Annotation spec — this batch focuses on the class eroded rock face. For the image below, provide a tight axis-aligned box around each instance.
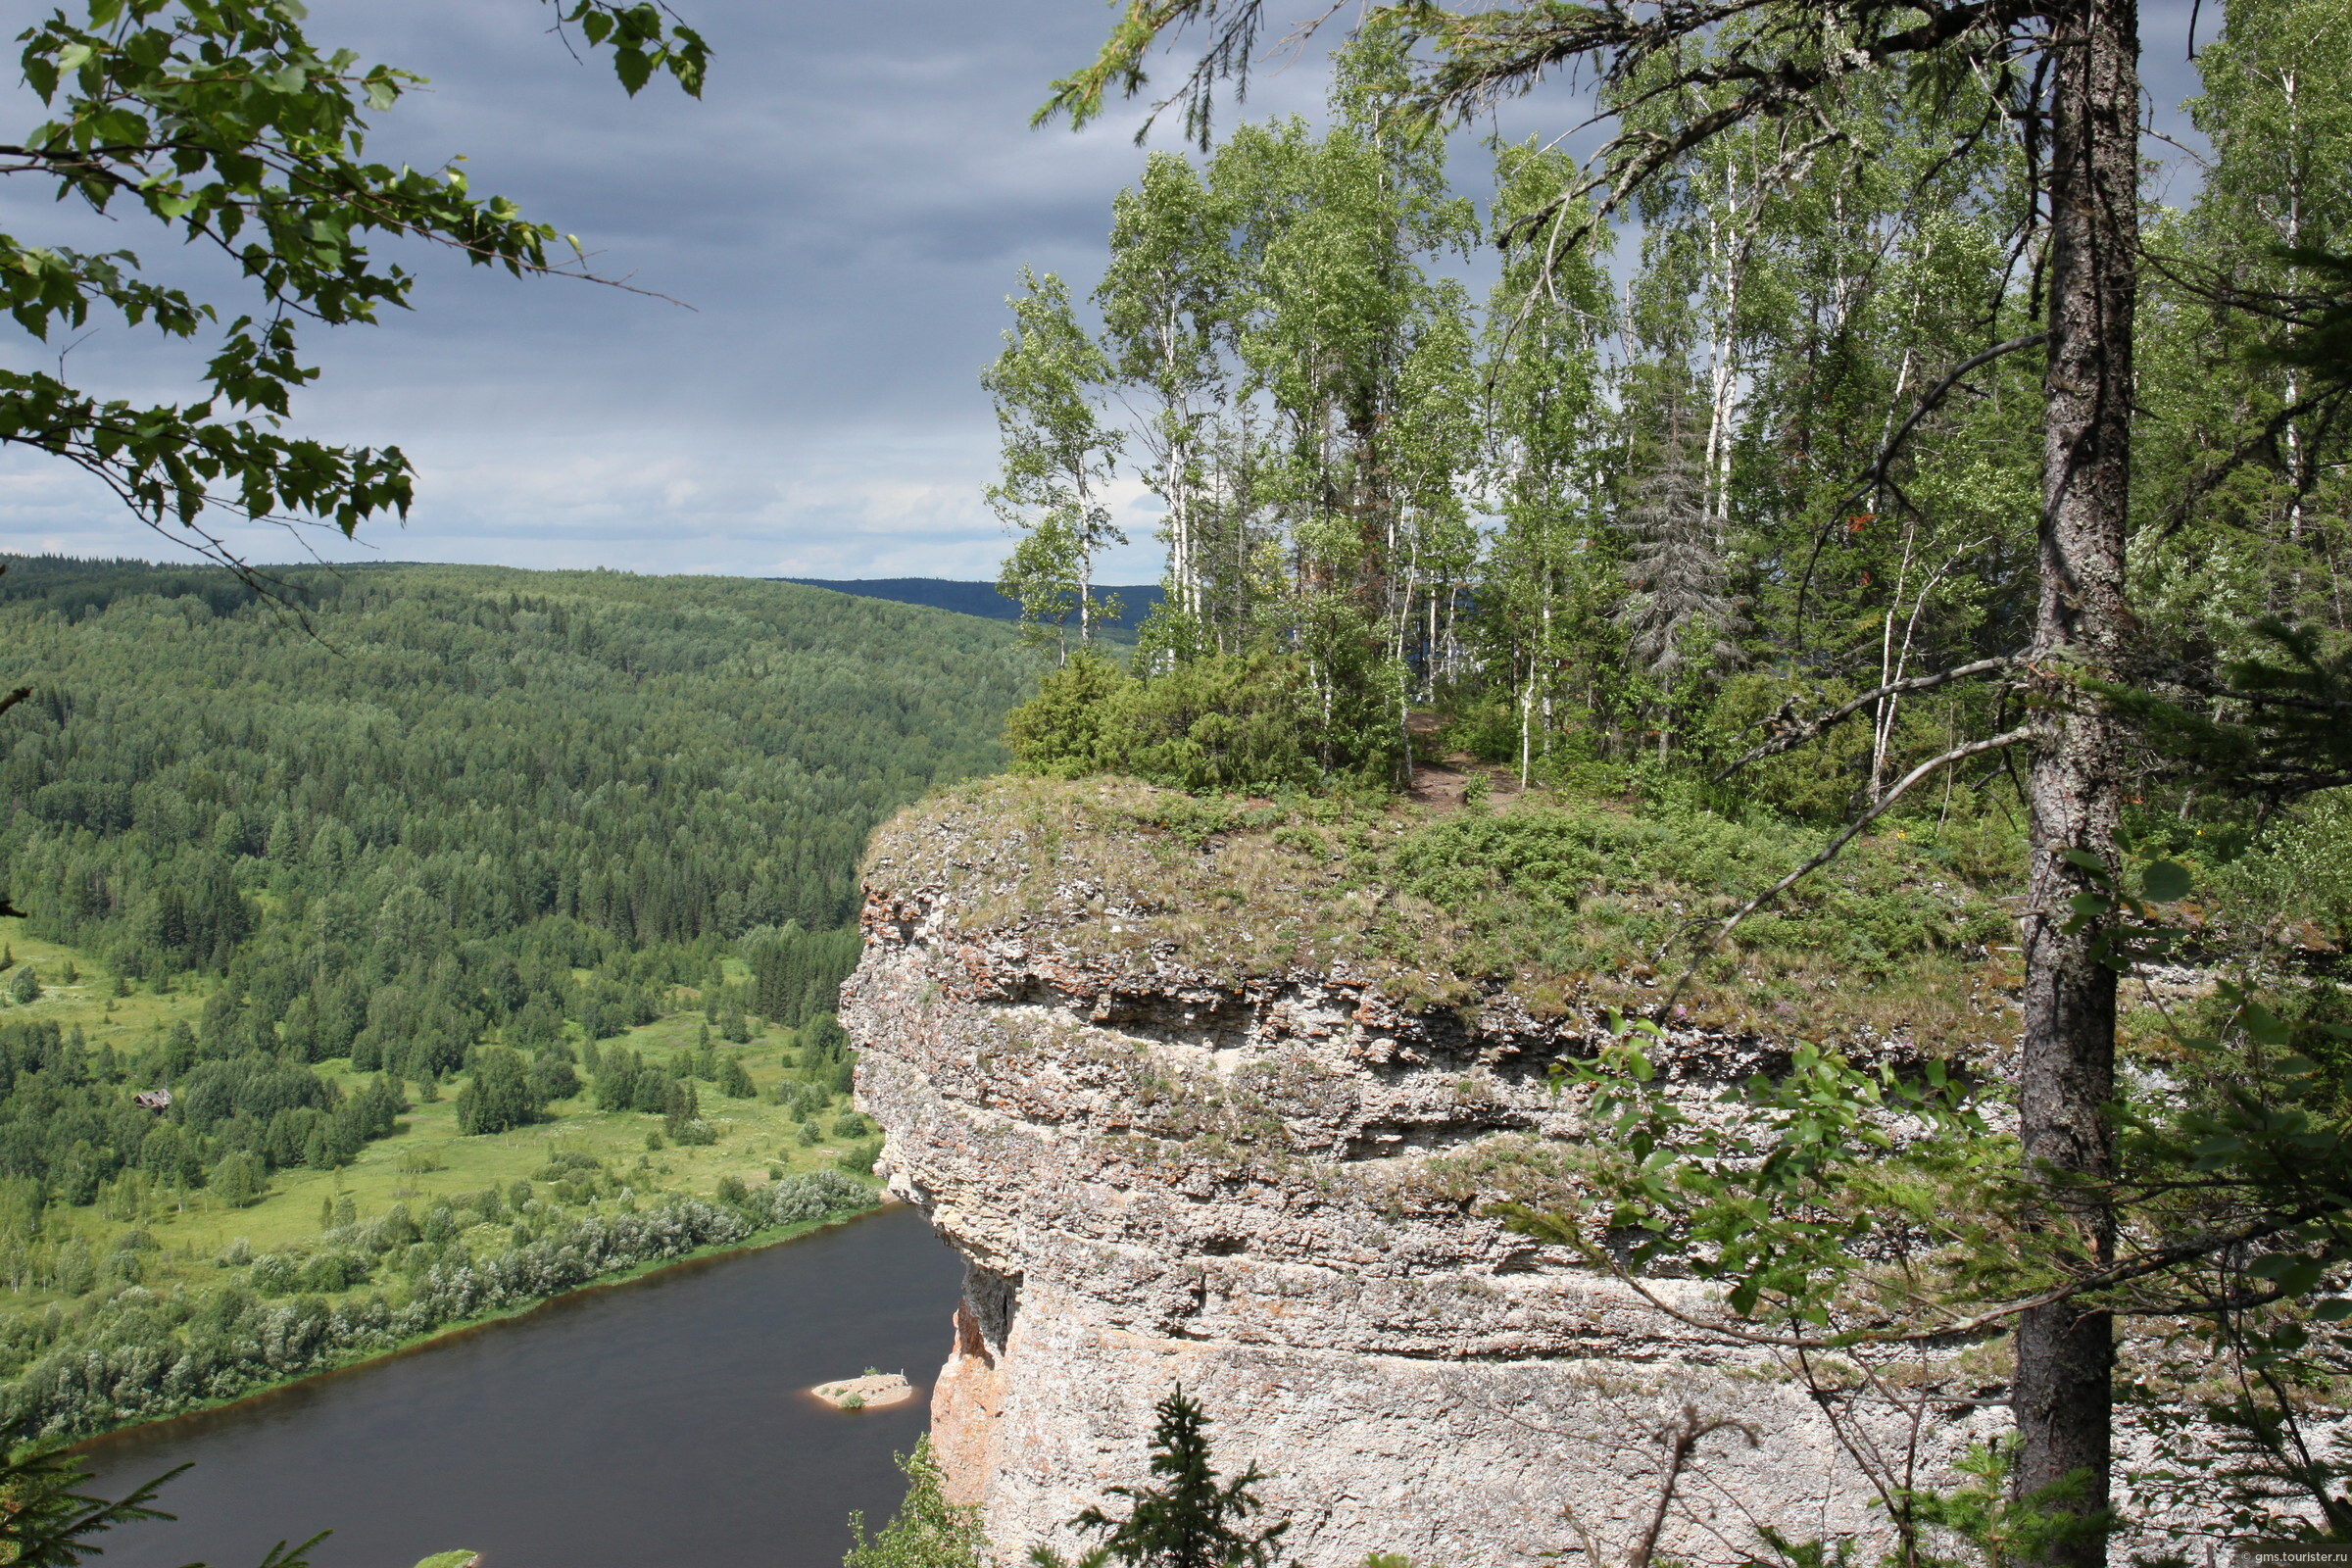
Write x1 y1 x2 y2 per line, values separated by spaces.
843 782 1993 1568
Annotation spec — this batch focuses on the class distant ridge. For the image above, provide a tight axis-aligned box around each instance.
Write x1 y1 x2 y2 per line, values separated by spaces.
780 577 1163 630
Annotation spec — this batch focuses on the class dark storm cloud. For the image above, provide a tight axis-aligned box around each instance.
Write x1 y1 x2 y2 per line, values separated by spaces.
0 1 2209 579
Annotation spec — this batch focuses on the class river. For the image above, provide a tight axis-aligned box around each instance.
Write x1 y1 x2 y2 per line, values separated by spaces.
78 1201 964 1568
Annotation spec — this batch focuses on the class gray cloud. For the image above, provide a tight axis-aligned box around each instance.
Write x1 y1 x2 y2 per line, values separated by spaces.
0 1 2210 581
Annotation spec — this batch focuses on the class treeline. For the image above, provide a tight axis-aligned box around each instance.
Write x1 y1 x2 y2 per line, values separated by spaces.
990 4 2347 813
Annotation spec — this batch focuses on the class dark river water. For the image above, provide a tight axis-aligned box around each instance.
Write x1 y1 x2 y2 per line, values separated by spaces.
78 1202 964 1568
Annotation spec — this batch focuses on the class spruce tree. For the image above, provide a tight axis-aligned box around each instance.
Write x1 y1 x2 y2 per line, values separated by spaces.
1063 1387 1287 1568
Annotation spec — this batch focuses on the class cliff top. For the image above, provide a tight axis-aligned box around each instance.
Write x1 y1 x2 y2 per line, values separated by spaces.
863 775 2024 1052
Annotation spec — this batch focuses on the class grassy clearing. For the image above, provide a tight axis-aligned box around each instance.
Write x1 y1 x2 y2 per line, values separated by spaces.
0 915 207 1069
0 914 884 1357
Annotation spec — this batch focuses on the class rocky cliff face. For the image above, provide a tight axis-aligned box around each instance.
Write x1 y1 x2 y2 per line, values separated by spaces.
843 779 2001 1568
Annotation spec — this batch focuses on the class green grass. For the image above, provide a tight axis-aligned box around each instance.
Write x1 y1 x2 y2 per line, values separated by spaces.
0 915 208 1067
872 775 2028 1052
0 915 884 1343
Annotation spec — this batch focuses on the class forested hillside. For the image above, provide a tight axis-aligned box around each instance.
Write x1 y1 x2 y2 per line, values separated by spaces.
0 558 1030 1439
0 557 1026 1211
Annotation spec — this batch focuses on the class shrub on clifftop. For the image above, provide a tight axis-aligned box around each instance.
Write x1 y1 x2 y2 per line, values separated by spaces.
1004 652 1336 795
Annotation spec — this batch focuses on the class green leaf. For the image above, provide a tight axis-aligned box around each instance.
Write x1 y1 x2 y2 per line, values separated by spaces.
2139 859 2192 902
612 46 653 95
2248 1253 2326 1296
2245 1005 2292 1047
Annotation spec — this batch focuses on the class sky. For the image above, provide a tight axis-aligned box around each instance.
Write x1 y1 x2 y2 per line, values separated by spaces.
0 1 2215 585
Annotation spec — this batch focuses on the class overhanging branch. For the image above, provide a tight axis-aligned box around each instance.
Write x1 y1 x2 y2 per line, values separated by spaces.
1696 727 2032 959
1836 333 2047 515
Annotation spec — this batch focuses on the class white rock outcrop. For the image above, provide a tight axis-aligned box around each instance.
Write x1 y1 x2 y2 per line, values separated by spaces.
843 782 2001 1568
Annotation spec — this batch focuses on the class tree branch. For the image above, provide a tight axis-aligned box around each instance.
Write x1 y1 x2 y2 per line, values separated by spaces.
1541 1196 2340 1356
2160 386 2352 536
1713 656 2020 780
1693 726 2031 961
1834 332 2047 515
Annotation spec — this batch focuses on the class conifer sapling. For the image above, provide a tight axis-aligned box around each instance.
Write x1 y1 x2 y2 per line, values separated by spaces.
1037 1386 1288 1568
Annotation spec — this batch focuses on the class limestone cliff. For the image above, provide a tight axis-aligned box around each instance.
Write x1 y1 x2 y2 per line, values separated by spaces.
843 778 2010 1568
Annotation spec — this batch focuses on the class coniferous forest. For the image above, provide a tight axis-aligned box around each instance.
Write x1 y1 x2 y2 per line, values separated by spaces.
0 558 1026 1441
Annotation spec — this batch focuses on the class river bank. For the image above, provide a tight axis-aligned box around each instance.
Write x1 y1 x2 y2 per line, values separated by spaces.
81 1200 961 1568
62 1191 893 1454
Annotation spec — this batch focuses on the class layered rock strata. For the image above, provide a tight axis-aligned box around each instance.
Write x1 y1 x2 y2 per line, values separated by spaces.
843 781 1999 1568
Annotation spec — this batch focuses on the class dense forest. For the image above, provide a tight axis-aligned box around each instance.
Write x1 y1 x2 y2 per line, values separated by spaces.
987 5 2345 814
0 558 1026 1204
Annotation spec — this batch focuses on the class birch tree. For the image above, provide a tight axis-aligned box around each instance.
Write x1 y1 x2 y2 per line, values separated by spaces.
1099 154 1241 663
985 270 1126 661
1478 143 1620 780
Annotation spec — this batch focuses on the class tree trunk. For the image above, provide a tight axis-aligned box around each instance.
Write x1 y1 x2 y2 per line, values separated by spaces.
2013 0 2138 1553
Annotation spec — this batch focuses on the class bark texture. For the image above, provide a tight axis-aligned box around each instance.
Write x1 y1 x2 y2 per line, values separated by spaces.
2015 0 2140 1550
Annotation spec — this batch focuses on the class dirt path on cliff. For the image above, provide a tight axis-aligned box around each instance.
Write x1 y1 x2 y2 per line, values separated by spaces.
1400 711 1529 816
